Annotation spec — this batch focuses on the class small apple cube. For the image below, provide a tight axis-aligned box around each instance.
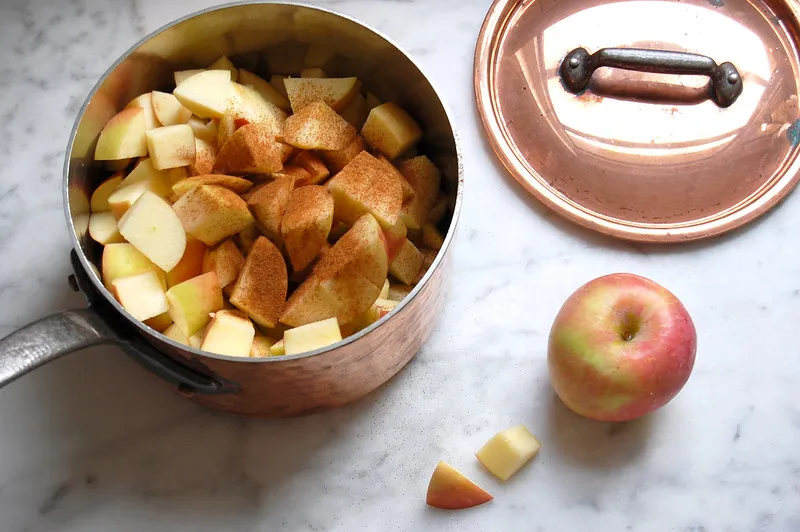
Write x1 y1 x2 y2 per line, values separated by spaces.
319 135 365 174
213 123 285 175
166 271 224 336
188 116 218 143
189 137 217 176
238 69 290 111
281 185 334 272
247 176 294 242
208 55 238 81
201 310 255 358
389 235 423 285
428 195 448 225
111 271 169 321
152 91 192 126
166 238 207 287
290 151 330 186
146 125 195 170
250 335 276 358
383 218 408 262
378 156 415 201
174 69 205 87
172 174 253 199
379 279 390 299
327 151 402 228
101 243 166 292
361 102 422 160
189 332 205 349
422 223 444 250
125 93 159 130
118 191 187 272
173 70 233 119
269 339 285 356
229 237 288 328
123 158 186 191
108 181 166 220
90 174 123 212
202 238 244 289
282 102 356 151
284 77 359 112
94 107 148 161
144 311 173 332
475 425 542 481
172 185 254 246
163 323 190 346
88 212 125 245
426 461 493 510
283 317 342 356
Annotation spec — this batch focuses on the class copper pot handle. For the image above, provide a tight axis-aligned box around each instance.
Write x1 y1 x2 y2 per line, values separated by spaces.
559 47 744 107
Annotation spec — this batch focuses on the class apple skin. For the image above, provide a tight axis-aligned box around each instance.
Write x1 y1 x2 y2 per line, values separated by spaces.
548 273 697 422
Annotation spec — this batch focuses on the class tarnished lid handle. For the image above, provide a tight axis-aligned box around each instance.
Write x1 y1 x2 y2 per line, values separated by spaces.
559 47 743 108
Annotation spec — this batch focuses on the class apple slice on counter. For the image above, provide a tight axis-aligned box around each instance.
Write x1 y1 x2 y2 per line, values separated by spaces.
213 123 285 175
328 151 402 228
284 317 342 356
90 174 124 212
202 238 244 289
152 91 192 126
94 107 148 160
399 156 442 229
172 185 254 246
165 271 224 336
281 185 334 272
102 243 166 291
426 461 493 510
208 55 238 81
319 135 365 174
284 77 359 112
282 102 356 151
173 69 234 119
229 236 288 328
172 174 253 199
238 69 291 111
361 102 422 160
247 176 294 242
125 93 159 130
476 425 542 481
118 191 187 272
201 310 255 357
111 271 169 322
174 69 206 87
166 238 207 288
250 335 276 357
389 238 423 285
88 212 125 245
146 125 196 170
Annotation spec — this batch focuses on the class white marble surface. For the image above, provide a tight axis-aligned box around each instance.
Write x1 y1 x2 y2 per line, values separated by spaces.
0 0 799 530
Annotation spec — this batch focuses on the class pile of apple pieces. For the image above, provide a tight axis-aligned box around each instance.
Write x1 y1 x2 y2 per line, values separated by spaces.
88 55 448 358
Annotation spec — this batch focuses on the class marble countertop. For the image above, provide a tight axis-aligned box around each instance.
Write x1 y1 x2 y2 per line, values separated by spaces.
1 0 799 530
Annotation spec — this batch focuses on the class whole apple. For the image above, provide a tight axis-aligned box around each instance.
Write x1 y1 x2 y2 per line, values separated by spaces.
548 273 697 422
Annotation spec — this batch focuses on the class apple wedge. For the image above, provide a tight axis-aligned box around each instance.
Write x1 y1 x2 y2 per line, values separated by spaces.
202 238 244 289
426 461 493 510
229 236 288 328
213 123 285 175
111 271 169 322
281 185 334 272
290 151 330 186
234 224 261 255
166 238 206 287
282 102 355 151
174 69 205 87
284 317 342 356
172 184 254 246
250 335 276 357
173 70 234 119
94 107 148 160
189 137 217 176
90 174 124 212
383 218 407 262
144 312 173 333
123 158 186 191
389 238 423 285
101 243 166 291
208 55 238 82
361 102 422 160
125 93 159 130
343 297 398 336
163 323 191 346
339 93 368 130
398 156 442 229
319 135 364 174
165 271 224 336
217 83 287 147
108 180 166 220
238 69 291 111
188 117 218 143
152 91 192 126
476 425 542 481
269 339 285 356
201 310 256 358
172 174 252 199
247 175 294 242
88 212 125 245
118 191 187 272
378 156 415 201
284 77 359 112
327 151 402 228
146 125 195 170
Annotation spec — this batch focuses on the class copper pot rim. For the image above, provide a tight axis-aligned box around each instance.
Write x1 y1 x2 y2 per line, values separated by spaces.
63 1 464 364
474 0 800 243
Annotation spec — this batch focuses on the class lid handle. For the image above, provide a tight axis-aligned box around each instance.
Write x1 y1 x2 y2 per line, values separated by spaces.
559 47 743 108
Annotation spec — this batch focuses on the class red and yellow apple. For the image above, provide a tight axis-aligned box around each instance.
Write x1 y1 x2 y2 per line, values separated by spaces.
426 461 493 510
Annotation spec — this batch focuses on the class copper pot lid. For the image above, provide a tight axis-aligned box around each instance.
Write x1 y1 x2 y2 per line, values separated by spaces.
475 0 800 242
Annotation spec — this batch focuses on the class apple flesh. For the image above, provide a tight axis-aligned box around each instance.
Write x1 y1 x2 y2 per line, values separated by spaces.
283 317 342 356
398 156 442 229
125 93 159 130
281 102 356 151
475 425 541 481
250 335 276 357
118 191 187 272
320 135 364 174
172 185 254 246
102 243 166 291
213 123 285 175
146 125 196 170
90 174 124 212
202 238 244 289
426 461 493 510
208 55 238 82
173 69 233 119
166 271 224 336
111 271 169 322
327 151 402 228
247 176 294 242
152 91 192 126
229 236 288 328
548 273 697 422
189 137 217 176
281 185 334 272
94 107 148 160
88 212 125 245
166 238 207 287
361 102 422 160
201 310 255 358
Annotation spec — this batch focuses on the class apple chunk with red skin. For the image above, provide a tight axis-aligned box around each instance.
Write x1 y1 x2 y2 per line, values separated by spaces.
172 185 254 246
94 107 148 161
282 102 355 151
426 461 493 510
548 273 697 422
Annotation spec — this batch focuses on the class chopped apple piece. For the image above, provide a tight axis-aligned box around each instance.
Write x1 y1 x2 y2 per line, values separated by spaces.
94 108 148 160
426 461 493 510
383 218 408 262
319 135 365 174
291 151 330 185
269 339 285 356
270 74 288 97
387 283 412 301
125 93 159 130
476 425 542 481
172 185 254 246
422 223 444 250
165 271 224 336
398 156 442 229
284 317 342 355
343 297 399 336
379 279 390 299
238 69 291 111
166 238 206 287
90 174 123 212
202 238 244 289
172 174 252 198
428 195 448 225
234 223 261 254
327 151 402 228
208 55 238 81
229 237 288 328
124 158 186 190
378 156 415 201
217 83 288 147
339 93 368 130
101 243 166 291
174 69 206 87
389 238 423 285
201 310 255 357
152 91 192 126
111 271 169 321
361 102 422 160
189 137 217 176
213 123 285 175
284 77 359 112
282 102 356 151
188 117 218 143
247 176 294 242
365 92 381 111
88 212 125 245
281 185 334 272
146 125 195 170
250 335 275 357
118 191 187 272
144 311 173 332
163 323 190 346
173 70 234 119
273 165 310 183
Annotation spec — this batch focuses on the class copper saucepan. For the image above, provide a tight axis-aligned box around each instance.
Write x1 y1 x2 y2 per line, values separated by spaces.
0 2 462 417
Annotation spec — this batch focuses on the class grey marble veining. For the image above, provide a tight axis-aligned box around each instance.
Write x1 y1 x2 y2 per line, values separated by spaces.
0 0 799 530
